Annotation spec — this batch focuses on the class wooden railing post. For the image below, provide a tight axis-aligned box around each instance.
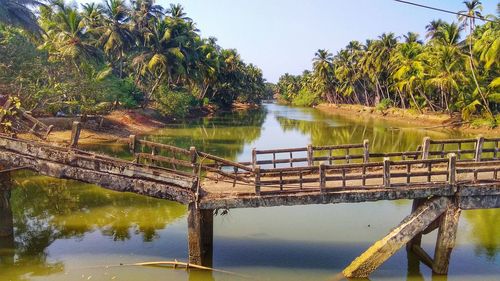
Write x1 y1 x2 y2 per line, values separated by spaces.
129 135 137 153
190 146 198 175
252 148 257 168
254 166 261 195
307 144 313 166
319 162 326 193
69 121 82 148
474 135 484 162
421 137 431 160
363 139 370 163
448 153 457 192
383 157 391 188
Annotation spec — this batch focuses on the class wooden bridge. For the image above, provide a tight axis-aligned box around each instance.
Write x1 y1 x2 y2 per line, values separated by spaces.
1 110 499 278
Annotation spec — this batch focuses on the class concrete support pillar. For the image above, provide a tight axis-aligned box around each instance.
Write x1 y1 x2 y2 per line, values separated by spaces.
0 169 13 238
342 197 451 278
187 203 213 267
406 198 426 251
433 203 461 275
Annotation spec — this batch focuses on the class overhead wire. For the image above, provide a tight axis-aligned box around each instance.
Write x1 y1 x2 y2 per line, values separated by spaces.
394 0 495 23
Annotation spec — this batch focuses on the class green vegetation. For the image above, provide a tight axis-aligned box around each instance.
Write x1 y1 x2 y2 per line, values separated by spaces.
0 0 272 117
277 1 499 125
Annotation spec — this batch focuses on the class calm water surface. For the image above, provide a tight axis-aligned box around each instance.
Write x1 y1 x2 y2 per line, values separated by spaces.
1 103 499 281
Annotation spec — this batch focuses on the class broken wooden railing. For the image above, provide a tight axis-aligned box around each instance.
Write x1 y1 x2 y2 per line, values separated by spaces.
128 135 253 186
0 98 53 140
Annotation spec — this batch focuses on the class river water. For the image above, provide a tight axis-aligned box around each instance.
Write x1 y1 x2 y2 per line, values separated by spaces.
1 103 499 281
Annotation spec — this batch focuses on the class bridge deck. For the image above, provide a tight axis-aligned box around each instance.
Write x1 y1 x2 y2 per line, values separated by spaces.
1 133 499 210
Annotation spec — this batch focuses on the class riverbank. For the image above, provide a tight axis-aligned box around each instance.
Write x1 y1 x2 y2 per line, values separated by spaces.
315 103 500 137
19 103 262 145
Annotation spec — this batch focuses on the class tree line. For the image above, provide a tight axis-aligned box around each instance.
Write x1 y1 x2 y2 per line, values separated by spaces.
277 1 499 125
0 0 272 117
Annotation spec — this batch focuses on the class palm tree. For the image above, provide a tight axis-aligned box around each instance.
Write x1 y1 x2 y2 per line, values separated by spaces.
166 3 191 21
312 49 335 103
403 32 422 44
39 1 100 64
98 0 134 78
425 19 446 39
0 0 42 34
459 0 493 118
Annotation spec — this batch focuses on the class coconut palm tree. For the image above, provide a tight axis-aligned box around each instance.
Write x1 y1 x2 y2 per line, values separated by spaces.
312 49 335 103
459 0 493 118
425 19 446 39
98 0 134 78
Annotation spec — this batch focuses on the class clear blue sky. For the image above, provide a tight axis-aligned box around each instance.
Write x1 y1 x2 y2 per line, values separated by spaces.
76 0 498 82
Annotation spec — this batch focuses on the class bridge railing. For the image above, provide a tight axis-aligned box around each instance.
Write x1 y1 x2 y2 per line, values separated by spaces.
424 137 500 162
240 142 369 169
252 153 500 195
129 135 254 185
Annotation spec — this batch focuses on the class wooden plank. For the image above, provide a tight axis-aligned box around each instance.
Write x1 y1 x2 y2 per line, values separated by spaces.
342 197 451 278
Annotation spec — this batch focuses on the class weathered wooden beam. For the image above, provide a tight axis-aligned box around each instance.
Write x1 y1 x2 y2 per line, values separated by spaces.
363 139 370 163
422 137 431 160
254 166 261 195
448 153 456 191
188 203 213 266
319 162 326 192
307 144 313 166
129 135 137 153
433 203 461 274
69 121 82 148
342 196 451 278
411 244 434 269
474 136 484 162
383 157 391 188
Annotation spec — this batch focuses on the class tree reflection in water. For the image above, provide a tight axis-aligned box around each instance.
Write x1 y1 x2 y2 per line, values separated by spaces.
0 171 186 281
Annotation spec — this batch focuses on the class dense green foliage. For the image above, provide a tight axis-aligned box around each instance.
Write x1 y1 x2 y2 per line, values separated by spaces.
277 1 499 123
0 0 271 117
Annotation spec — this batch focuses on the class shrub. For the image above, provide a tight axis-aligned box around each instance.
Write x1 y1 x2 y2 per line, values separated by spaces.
292 88 320 106
376 98 393 111
154 86 195 118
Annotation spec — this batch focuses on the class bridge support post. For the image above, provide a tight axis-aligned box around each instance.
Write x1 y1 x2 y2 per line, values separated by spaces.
187 203 213 267
342 197 451 278
433 202 460 274
0 167 13 238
